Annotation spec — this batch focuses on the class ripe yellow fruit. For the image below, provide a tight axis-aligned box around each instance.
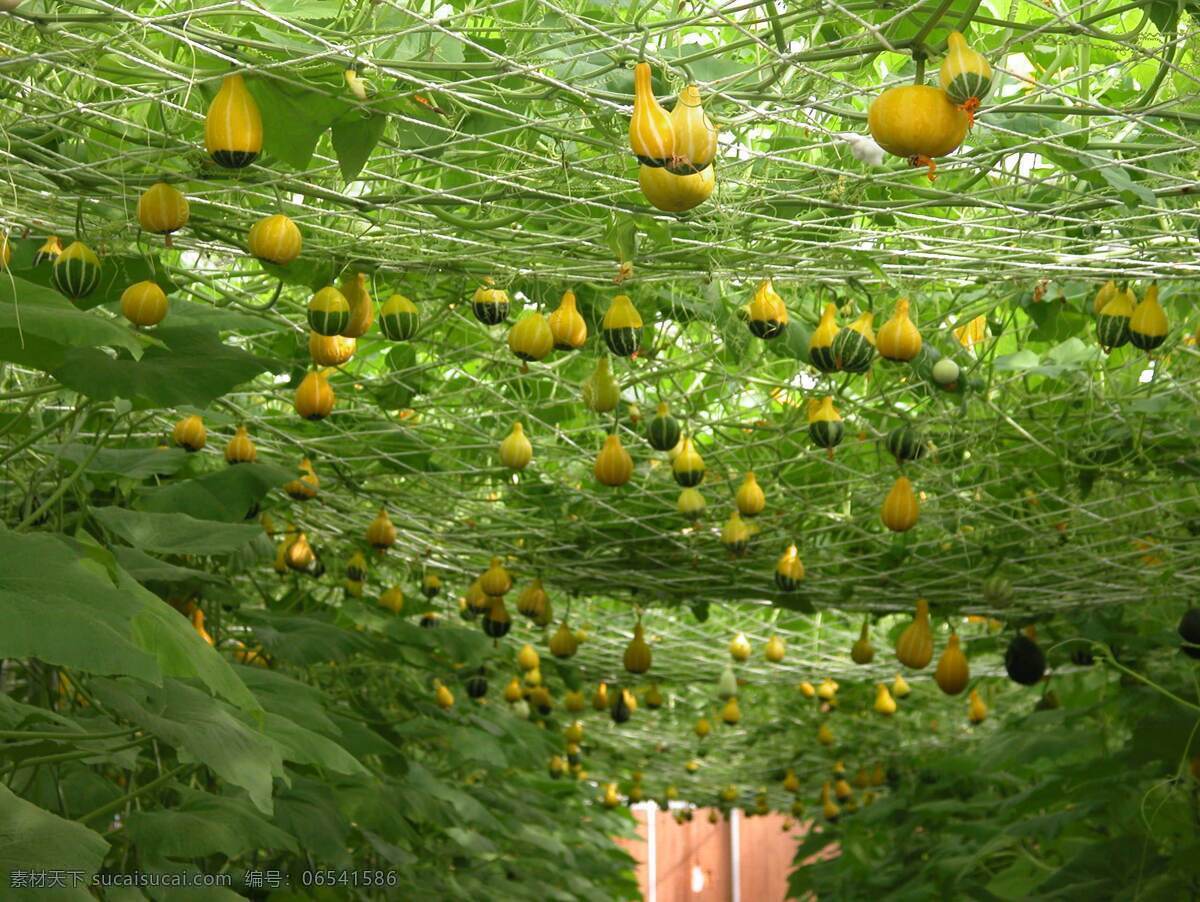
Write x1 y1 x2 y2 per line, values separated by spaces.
677 487 706 519
224 425 256 464
881 475 920 532
504 677 524 703
735 471 765 517
867 84 968 179
594 433 633 487
365 508 396 551
517 643 540 672
817 723 834 746
308 332 356 366
968 688 988 724
549 621 579 659
721 696 741 725
172 415 206 452
729 632 751 662
205 73 262 168
638 164 714 213
137 182 189 235
629 61 674 165
798 681 815 699
378 587 404 614
816 678 838 701
339 272 374 339
481 557 512 596
623 623 652 674
896 599 934 669
850 621 875 664
935 633 970 695
694 717 711 739
284 458 319 501
435 682 454 710
499 422 533 470
874 683 897 716
876 297 922 362
892 673 912 698
668 84 717 174
294 370 335 421
548 290 587 350
764 635 786 664
247 213 302 265
508 311 555 362
722 511 750 557
120 281 169 327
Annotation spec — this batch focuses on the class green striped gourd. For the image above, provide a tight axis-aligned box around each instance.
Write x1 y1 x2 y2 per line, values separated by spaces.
379 294 419 341
602 294 643 357
51 241 101 301
307 286 351 336
647 402 681 452
833 312 876 373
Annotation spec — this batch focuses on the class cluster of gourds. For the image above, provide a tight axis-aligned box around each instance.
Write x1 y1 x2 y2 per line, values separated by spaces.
1093 281 1169 353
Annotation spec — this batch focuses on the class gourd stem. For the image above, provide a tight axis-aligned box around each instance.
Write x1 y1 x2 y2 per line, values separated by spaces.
913 54 926 85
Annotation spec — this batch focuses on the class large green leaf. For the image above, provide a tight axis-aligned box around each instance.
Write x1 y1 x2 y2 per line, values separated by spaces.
0 783 109 901
51 443 188 479
124 788 297 864
136 463 294 522
92 507 265 555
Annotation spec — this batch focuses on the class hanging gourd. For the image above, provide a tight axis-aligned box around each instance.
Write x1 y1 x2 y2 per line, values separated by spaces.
472 277 509 325
939 31 993 126
833 312 876 373
644 684 663 709
874 684 897 716
137 182 189 241
284 458 319 501
581 357 620 412
1129 283 1168 351
746 280 788 339
677 487 706 519
307 286 351 336
764 635 786 663
480 556 512 596
817 722 834 747
639 165 715 213
881 475 919 532
820 782 840 821
694 717 712 739
434 681 454 711
1096 287 1135 352
876 298 922 362
892 673 911 698
1004 630 1045 685
629 61 674 166
345 552 367 582
602 294 643 357
647 402 682 451
672 436 705 487
284 532 314 572
205 73 263 168
885 424 926 463
504 677 524 704
172 415 206 452
464 579 489 614
499 422 533 471
728 632 751 663
896 599 934 669
366 508 396 551
808 304 840 372
549 621 579 658
595 433 634 486
378 587 404 614
482 596 511 639
931 356 960 388
867 84 968 180
51 241 101 301
224 426 257 464
466 670 488 699
817 677 838 701
722 510 750 556
982 574 1013 606
517 643 540 672
850 620 875 664
508 311 555 362
33 235 62 267
422 573 441 600
338 272 373 338
294 370 335 420
774 544 805 591
120 281 168 327
968 688 988 724
934 633 970 695
309 333 356 367
516 578 547 620
807 397 843 454
1091 280 1118 315
547 290 587 350
623 623 652 674
798 681 815 698
191 609 215 646
247 214 302 265
379 294 419 341
735 472 765 517
721 696 741 726
668 83 717 174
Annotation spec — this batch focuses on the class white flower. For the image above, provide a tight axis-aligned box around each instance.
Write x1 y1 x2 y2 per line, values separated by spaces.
838 132 886 166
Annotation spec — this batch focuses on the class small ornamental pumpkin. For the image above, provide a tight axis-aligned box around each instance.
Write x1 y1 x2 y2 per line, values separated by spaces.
774 544 805 591
669 83 718 174
32 235 62 267
308 333 356 367
647 402 682 451
366 508 396 551
547 290 587 350
968 688 988 724
516 578 548 620
807 397 843 452
876 298 922 362
623 623 652 674
284 532 314 572
833 312 876 373
499 422 533 470
378 294 419 341
508 311 555 362
721 696 741 725
549 621 579 658
850 621 875 664
765 635 786 663
638 164 715 213
895 599 934 669
672 435 705 487
602 294 643 357
934 633 970 695
722 511 750 557
205 73 263 168
338 272 373 338
874 684 897 716
746 280 788 339
284 458 319 501
892 673 911 698
120 281 168 327
434 681 454 710
867 85 968 179
307 286 351 336
1091 280 1118 315
471 277 509 325
480 556 512 596
482 596 511 639
1129 283 1168 351
421 573 441 600
137 182 189 236
735 472 765 517
582 357 620 412
172 415 206 452
885 424 926 462
808 304 839 373
517 643 540 672
881 475 919 532
51 241 101 301
629 61 674 166
677 487 706 519
345 551 367 582
294 370 335 420
939 31 993 125
379 587 404 614
595 433 634 486
224 425 257 464
247 214 302 265
1096 288 1134 352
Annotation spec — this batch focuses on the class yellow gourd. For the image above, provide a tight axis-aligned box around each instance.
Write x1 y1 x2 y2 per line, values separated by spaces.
308 332 356 367
294 370 335 421
32 235 62 267
516 578 547 620
120 281 168 327
191 609 215 646
623 623 652 674
729 631 751 662
284 458 319 501
480 557 512 596
876 298 922 362
435 681 454 710
735 472 765 518
867 85 968 179
548 290 587 350
247 213 302 265
817 722 834 746
808 304 839 372
721 696 740 725
774 544 805 591
499 422 533 470
874 683 897 716
517 643 540 672
581 357 620 412
892 673 912 698
1092 280 1118 315
968 688 988 724
503 677 524 703
508 312 555 362
939 31 993 125
595 433 634 487
820 781 839 820
896 599 934 669
378 587 404 614
881 475 919 532
668 84 717 174
629 61 674 166
549 621 579 659
817 678 838 701
783 769 800 793
137 182 189 237
172 415 206 452
850 620 875 664
338 272 373 339
224 425 257 464
205 73 263 168
677 487 706 519
934 633 970 695
592 681 609 711
764 635 786 663
366 508 396 551
745 279 789 339
638 165 714 213
1129 283 1168 351
694 717 711 739
672 436 705 487
799 681 815 699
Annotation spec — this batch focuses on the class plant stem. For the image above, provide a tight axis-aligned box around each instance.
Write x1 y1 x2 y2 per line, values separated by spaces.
77 763 192 825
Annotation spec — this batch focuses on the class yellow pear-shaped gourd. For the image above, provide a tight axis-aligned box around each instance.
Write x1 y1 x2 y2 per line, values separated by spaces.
516 578 547 619
339 272 373 338
284 457 319 501
378 587 404 614
874 683 897 716
582 357 620 412
968 688 988 724
32 235 62 267
224 425 256 464
644 684 663 708
881 475 919 532
592 681 609 711
694 716 711 739
205 73 263 168
480 556 512 596
137 182 189 236
735 471 765 518
309 333 356 367
896 599 934 669
783 769 800 793
677 487 706 519
517 643 540 672
808 303 839 372
629 61 674 166
764 635 785 664
1092 280 1118 315
248 213 302 265
729 632 751 663
799 681 815 699
934 632 970 695
435 681 454 710
939 31 993 122
295 370 335 421
672 435 705 487
623 623 652 674
548 290 587 350
721 696 741 725
850 620 875 664
774 544 805 591
550 621 579 659
746 279 789 339
817 677 838 701
595 433 634 486
1129 283 1168 351
172 415 206 452
722 511 751 557
504 676 524 703
817 722 834 746
366 508 396 550
499 422 533 470
508 311 555 362
668 83 717 174
876 297 922 362
892 673 911 698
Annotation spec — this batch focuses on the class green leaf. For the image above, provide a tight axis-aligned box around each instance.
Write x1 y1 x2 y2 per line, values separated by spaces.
136 463 294 522
238 609 377 665
124 788 297 864
0 783 108 901
243 77 348 170
111 547 226 586
51 444 187 479
331 111 388 181
92 507 264 555
250 712 368 775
